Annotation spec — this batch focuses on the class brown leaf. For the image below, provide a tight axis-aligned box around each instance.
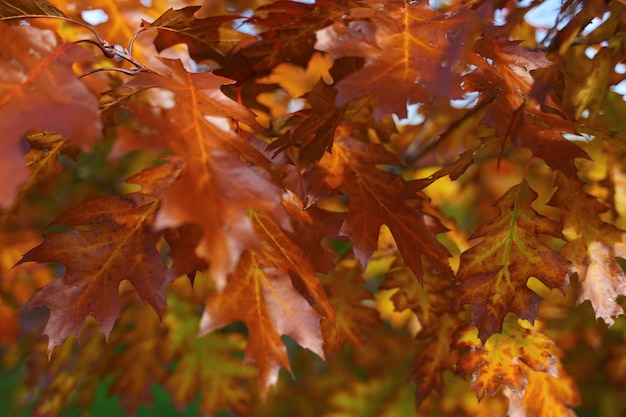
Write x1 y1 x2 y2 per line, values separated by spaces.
0 0 65 18
231 0 348 79
468 36 588 176
328 136 451 280
18 159 184 353
268 81 345 168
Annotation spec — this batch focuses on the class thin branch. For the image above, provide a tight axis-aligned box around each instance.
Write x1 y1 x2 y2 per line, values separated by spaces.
79 66 144 78
1 14 154 74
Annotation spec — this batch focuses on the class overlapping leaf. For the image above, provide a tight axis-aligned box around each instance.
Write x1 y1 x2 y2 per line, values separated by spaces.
17 159 184 353
315 0 482 119
268 81 344 168
312 135 451 280
145 6 254 68
456 319 576 403
199 210 333 397
0 23 100 208
468 36 588 176
122 59 289 289
456 181 571 341
551 173 626 325
234 0 348 78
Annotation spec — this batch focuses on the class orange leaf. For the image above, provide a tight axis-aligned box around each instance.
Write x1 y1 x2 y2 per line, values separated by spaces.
469 36 588 176
0 23 100 207
504 355 580 417
328 136 451 281
315 0 481 118
123 59 289 289
456 319 576 403
199 210 331 397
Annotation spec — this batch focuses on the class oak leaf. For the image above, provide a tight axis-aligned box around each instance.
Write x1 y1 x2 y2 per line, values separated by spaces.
233 0 347 79
145 6 255 68
503 360 580 417
122 59 289 289
456 181 571 342
199 210 332 397
315 0 479 119
268 80 344 168
456 319 572 400
469 36 588 176
551 173 626 325
0 23 100 208
317 136 451 281
17 159 184 353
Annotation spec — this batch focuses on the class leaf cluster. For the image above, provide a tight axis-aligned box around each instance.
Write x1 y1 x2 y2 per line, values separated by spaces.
1 0 626 416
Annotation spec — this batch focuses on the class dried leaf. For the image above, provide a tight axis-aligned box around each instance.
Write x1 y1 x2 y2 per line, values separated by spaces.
551 173 626 325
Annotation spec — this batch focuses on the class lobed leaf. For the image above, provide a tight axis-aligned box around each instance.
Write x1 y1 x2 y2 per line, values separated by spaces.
329 136 452 280
17 159 184 354
315 0 482 119
122 59 289 289
199 210 332 397
456 181 571 342
455 319 574 401
551 173 626 325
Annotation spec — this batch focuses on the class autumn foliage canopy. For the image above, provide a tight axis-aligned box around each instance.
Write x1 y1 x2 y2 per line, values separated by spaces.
1 0 626 415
